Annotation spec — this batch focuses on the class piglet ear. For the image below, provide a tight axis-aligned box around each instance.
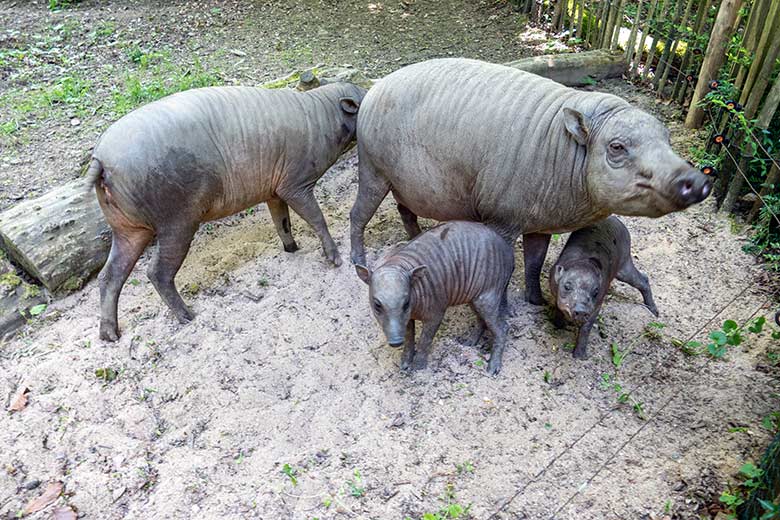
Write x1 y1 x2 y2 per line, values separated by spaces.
554 264 565 283
354 264 371 285
339 97 360 115
410 265 427 283
562 107 590 146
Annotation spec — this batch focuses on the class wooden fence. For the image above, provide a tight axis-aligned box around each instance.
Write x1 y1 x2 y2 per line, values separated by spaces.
512 0 780 226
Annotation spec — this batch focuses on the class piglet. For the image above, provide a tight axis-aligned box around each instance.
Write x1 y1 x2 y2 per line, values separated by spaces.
355 221 514 375
550 216 658 359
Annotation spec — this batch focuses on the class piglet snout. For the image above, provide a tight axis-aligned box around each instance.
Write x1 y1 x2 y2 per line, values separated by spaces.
674 169 712 207
572 304 590 324
388 338 404 348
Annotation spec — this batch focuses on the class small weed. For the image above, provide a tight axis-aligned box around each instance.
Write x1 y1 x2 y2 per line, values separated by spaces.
455 461 474 475
258 277 269 287
673 316 774 359
0 272 22 289
128 278 141 286
21 283 40 299
347 469 365 498
48 0 81 10
95 367 118 383
282 463 298 486
600 373 646 420
762 412 780 433
611 342 629 369
543 370 552 383
664 499 672 514
28 303 47 317
409 484 472 520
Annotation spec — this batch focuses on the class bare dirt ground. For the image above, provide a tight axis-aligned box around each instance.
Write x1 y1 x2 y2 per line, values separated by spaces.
1 2 779 520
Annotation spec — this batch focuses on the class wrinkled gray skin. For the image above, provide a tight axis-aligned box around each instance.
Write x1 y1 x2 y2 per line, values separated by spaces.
90 82 366 341
349 58 711 305
355 221 514 375
550 216 658 359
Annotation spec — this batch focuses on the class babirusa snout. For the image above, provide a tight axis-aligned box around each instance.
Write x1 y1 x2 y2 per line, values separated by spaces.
572 304 590 324
383 321 405 348
673 169 712 208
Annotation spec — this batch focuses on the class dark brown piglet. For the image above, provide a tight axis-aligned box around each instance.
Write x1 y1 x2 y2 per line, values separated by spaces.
550 216 658 359
355 221 515 375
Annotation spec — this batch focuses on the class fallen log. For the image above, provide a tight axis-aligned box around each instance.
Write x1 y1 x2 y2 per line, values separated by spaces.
0 49 625 303
503 49 626 87
0 179 110 293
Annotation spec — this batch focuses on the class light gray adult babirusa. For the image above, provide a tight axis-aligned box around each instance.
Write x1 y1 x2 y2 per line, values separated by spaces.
551 216 658 359
349 58 712 305
89 82 366 341
355 221 514 375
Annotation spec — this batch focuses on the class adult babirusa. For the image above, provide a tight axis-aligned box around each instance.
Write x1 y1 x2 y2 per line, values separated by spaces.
349 58 711 304
91 82 366 341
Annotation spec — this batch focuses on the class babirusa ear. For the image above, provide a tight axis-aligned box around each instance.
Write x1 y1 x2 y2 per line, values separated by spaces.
354 264 371 285
562 107 590 146
554 264 565 283
339 97 360 115
410 265 427 283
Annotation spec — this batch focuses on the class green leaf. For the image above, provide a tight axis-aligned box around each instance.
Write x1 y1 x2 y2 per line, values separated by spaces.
95 367 118 382
723 320 739 332
707 343 727 358
772 331 780 340
727 331 743 346
748 316 766 334
29 303 47 316
739 463 763 479
710 331 728 345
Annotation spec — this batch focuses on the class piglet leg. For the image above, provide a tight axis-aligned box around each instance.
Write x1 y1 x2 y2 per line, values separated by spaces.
473 292 507 375
411 313 444 371
617 260 658 317
572 315 596 359
400 320 416 371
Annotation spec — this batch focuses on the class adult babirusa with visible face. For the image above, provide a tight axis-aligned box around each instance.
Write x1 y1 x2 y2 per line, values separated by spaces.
90 82 366 341
349 58 711 306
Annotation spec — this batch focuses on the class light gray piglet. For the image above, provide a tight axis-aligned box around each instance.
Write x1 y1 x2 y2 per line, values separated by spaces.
89 82 366 341
355 221 514 375
550 216 658 359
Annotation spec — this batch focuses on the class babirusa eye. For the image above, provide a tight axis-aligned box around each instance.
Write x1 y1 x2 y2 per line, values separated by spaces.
609 142 625 153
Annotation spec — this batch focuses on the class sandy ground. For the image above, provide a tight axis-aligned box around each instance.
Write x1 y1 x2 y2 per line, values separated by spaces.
2 104 779 518
1 2 779 519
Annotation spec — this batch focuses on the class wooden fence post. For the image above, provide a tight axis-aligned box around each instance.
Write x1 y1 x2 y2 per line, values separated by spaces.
684 0 743 129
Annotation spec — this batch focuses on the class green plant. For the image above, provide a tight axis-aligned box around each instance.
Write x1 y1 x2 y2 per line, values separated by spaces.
95 367 118 382
409 484 472 520
282 463 298 486
48 0 80 10
29 303 47 317
455 461 474 475
678 317 771 359
347 469 365 498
